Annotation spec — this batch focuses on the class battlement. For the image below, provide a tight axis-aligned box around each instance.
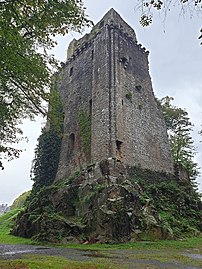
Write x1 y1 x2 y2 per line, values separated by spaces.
66 9 148 64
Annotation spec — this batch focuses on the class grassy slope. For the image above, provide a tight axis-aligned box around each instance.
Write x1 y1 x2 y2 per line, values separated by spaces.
0 210 202 268
0 209 32 245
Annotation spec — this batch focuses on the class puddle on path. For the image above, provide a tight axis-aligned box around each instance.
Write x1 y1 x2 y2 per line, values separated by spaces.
183 253 202 260
4 250 33 255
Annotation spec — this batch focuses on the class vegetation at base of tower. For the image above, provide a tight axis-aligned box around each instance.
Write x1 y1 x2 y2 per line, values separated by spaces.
133 177 201 237
135 0 202 45
160 96 200 180
30 127 62 189
0 0 92 170
30 88 63 189
11 165 201 243
78 109 91 158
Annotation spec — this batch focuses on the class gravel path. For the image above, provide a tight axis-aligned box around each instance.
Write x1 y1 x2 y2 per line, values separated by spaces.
0 244 201 269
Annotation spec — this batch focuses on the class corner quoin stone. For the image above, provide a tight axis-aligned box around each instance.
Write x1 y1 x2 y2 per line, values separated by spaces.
55 8 174 181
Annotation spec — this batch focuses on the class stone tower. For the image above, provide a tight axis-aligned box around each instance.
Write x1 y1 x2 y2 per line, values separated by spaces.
55 8 173 180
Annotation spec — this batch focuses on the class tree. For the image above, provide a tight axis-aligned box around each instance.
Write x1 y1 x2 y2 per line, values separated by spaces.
160 96 200 180
135 0 202 44
0 0 91 169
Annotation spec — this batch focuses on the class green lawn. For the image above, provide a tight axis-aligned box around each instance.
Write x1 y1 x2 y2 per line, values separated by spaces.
0 209 32 245
0 255 120 269
0 210 201 269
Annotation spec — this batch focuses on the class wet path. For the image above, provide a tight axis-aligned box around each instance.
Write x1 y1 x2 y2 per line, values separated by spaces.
0 244 201 269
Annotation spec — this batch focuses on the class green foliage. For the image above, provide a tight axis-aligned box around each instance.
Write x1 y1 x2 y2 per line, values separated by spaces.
83 192 96 204
0 0 92 168
0 255 120 269
133 171 202 236
136 0 202 44
125 91 132 100
11 191 31 210
48 84 64 135
31 88 63 188
160 96 200 180
0 209 32 244
78 109 91 158
31 127 62 188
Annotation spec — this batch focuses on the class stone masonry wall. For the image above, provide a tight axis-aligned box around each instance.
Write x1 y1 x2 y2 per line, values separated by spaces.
56 38 94 179
55 8 173 181
110 21 173 173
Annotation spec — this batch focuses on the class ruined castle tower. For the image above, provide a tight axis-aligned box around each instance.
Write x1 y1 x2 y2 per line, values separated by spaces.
55 9 173 180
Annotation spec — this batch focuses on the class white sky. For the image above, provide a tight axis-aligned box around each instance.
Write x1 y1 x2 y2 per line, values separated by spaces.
1 0 202 205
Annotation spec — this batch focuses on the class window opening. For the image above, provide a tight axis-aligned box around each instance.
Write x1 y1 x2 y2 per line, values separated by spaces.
120 57 129 69
91 50 94 60
70 67 73 76
116 140 123 161
135 85 142 92
89 99 92 116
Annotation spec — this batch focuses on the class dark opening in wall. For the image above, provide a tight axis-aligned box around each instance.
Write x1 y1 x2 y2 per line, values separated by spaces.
122 99 124 105
91 50 94 60
67 133 75 160
138 104 143 110
135 85 142 92
120 57 129 69
89 99 92 115
116 140 123 161
70 67 73 76
116 140 123 150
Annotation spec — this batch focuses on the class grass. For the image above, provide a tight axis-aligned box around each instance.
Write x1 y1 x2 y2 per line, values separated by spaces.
0 210 202 268
0 255 121 269
55 236 202 252
0 209 32 245
127 251 202 268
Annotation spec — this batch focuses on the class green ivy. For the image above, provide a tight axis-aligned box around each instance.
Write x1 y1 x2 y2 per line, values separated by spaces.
31 87 63 188
132 170 202 236
125 91 132 100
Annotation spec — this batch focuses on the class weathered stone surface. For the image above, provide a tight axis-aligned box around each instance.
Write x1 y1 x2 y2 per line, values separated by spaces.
13 161 176 243
55 8 173 181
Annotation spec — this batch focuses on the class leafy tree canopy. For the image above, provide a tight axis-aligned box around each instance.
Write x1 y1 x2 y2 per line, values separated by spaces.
135 0 202 44
0 0 91 169
11 190 31 210
160 96 200 180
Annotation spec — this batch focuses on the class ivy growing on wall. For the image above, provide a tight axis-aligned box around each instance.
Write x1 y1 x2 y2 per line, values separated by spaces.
125 91 132 100
31 87 63 188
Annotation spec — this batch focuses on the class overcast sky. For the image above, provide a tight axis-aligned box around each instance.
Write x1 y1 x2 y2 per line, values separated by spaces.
1 0 202 205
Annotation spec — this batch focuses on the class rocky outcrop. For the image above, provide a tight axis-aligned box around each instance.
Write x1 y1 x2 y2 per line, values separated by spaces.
13 159 178 243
